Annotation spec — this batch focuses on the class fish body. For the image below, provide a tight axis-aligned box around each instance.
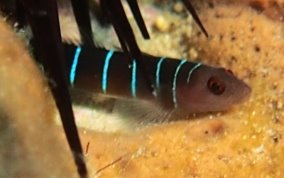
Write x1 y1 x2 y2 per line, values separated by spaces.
64 44 251 115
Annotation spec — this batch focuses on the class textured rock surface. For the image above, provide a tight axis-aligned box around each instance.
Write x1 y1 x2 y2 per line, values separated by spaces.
0 17 77 177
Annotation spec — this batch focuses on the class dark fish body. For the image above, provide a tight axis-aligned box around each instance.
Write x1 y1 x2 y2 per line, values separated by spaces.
64 44 251 115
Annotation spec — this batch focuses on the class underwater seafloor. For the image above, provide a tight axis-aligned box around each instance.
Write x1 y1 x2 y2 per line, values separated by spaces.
1 0 284 177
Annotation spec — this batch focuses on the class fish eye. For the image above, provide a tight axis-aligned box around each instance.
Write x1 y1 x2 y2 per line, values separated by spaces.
207 76 226 95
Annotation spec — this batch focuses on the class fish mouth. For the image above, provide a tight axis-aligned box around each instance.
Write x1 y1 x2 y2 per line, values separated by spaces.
238 83 252 104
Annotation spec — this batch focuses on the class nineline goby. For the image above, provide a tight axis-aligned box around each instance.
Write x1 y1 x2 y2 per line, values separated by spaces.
64 43 251 116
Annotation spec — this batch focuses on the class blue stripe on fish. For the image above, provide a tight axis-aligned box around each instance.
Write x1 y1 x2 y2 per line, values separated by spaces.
102 49 114 93
131 59 137 97
172 59 187 108
186 62 202 83
69 46 82 85
155 57 165 90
